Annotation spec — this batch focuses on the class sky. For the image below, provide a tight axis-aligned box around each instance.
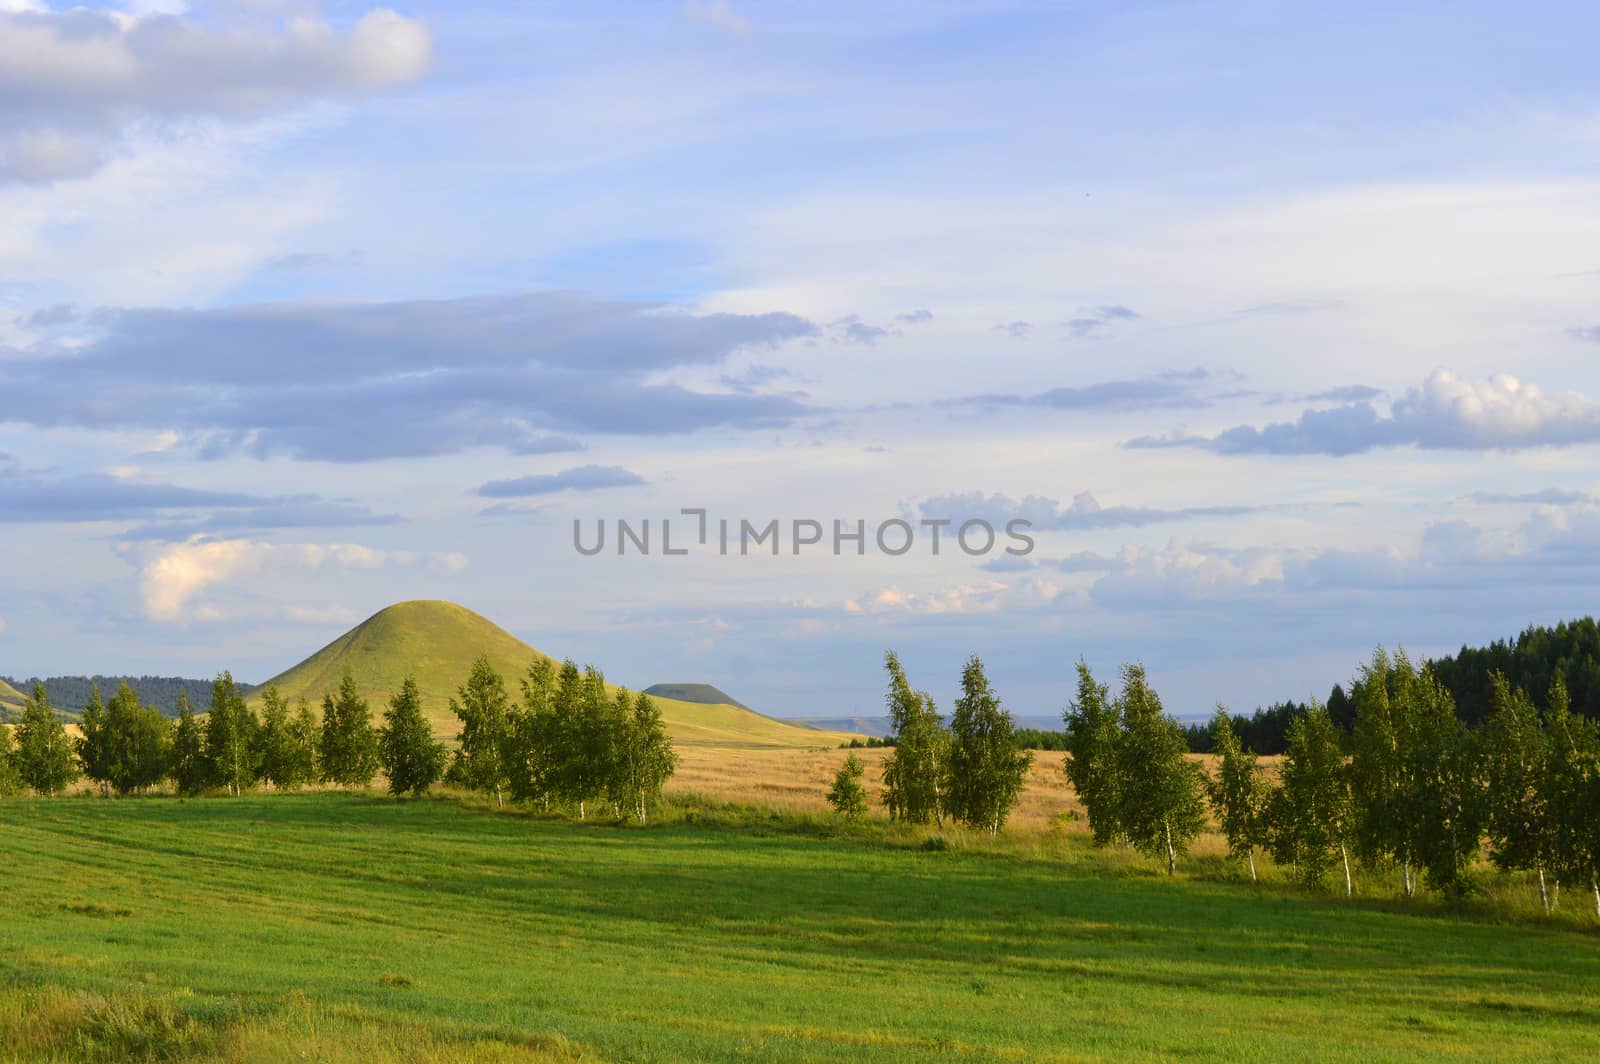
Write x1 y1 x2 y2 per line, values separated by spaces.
3 1 1600 721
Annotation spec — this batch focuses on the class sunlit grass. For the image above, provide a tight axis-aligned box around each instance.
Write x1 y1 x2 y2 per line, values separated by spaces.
2 793 1598 1062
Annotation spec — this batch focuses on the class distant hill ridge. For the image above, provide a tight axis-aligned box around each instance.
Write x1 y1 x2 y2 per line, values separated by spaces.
643 683 750 711
0 675 239 719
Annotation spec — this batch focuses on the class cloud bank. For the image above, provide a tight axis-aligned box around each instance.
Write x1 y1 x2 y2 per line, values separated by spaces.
1129 370 1600 456
0 5 430 181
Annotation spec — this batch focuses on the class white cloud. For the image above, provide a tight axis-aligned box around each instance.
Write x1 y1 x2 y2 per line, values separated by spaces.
138 537 467 622
0 613 8 634
1133 369 1600 456
0 6 430 181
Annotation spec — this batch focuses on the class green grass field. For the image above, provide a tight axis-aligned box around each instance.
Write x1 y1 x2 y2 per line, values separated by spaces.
3 794 1599 1062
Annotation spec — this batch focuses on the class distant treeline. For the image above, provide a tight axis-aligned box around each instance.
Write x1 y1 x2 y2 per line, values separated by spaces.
1 676 254 718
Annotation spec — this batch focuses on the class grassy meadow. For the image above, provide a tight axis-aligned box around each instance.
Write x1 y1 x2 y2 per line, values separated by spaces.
3 793 1599 1062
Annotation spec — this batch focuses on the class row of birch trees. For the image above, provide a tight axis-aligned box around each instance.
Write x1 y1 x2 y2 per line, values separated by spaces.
1065 649 1600 915
859 652 1035 835
449 655 677 823
0 656 678 823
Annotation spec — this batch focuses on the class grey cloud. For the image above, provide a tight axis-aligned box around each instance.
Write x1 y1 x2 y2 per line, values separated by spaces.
994 321 1032 338
1128 369 1600 456
1302 385 1383 403
920 490 1262 531
119 498 403 541
0 7 431 182
0 292 819 461
828 315 896 346
0 469 396 533
1568 327 1600 344
1065 305 1138 338
477 464 645 498
894 309 934 325
953 368 1214 413
1466 488 1593 505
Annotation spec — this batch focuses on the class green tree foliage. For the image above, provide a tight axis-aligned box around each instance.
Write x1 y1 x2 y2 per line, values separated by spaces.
1271 703 1354 894
1543 677 1600 917
0 675 238 717
1480 673 1557 911
102 682 172 795
170 691 208 797
1349 648 1416 894
205 672 259 796
1427 617 1600 725
942 655 1032 835
450 655 513 806
380 677 447 798
1404 668 1483 897
1206 707 1270 881
828 753 868 821
13 685 78 797
1063 661 1123 846
257 687 319 791
879 651 947 825
76 685 110 796
506 658 558 806
319 673 379 789
611 691 675 824
1114 665 1206 875
0 722 24 796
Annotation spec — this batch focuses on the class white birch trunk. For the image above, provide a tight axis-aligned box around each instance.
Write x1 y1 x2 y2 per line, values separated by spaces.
1247 851 1257 883
1538 866 1550 914
1340 843 1352 898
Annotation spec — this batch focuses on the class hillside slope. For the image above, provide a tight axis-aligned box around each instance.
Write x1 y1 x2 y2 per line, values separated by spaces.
260 601 846 749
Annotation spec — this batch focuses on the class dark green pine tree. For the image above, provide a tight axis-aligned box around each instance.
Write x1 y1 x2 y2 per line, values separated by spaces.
205 671 259 796
1063 661 1124 846
13 685 78 797
1114 665 1206 875
380 677 447 798
942 655 1032 836
879 650 947 826
828 753 868 821
170 691 209 797
319 673 379 789
1206 706 1270 882
450 656 513 806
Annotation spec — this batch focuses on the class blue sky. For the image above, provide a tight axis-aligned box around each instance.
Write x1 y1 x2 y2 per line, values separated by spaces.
3 1 1600 721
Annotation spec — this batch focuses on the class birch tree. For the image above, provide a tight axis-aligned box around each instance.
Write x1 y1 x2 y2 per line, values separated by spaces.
1114 665 1206 875
380 676 447 797
1063 661 1124 846
828 753 868 820
450 656 512 806
206 672 259 796
942 655 1032 835
880 650 947 825
1273 703 1354 895
1480 673 1556 911
13 685 77 797
319 673 379 789
1206 707 1270 882
170 691 208 796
